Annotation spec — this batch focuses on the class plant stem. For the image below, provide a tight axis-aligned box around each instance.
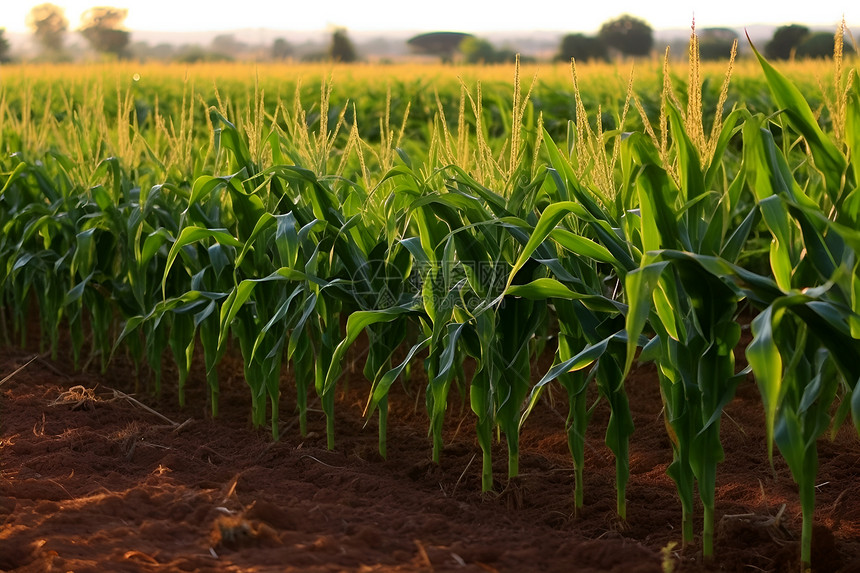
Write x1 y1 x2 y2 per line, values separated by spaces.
432 430 442 464
567 383 588 511
481 448 493 492
252 392 266 427
703 504 714 559
800 478 814 572
476 416 493 492
323 391 335 450
208 375 219 418
507 435 519 478
682 506 694 547
574 465 584 510
616 475 627 521
271 396 280 441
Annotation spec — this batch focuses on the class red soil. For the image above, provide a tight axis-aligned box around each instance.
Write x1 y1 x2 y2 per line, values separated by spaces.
1 327 858 573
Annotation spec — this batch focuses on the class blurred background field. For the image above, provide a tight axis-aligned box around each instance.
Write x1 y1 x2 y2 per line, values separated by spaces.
0 56 848 163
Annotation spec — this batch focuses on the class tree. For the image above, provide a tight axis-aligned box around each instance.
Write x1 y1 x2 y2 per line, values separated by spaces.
26 3 68 54
128 41 176 61
460 37 516 64
698 28 737 61
598 14 653 57
211 34 246 59
795 32 834 59
271 38 292 60
460 37 495 63
0 29 11 63
557 33 608 63
764 24 809 60
175 45 231 63
79 7 130 58
795 31 845 59
407 32 473 62
329 28 357 62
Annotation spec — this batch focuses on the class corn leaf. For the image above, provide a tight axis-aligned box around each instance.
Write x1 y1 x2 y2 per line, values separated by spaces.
162 226 242 296
750 40 848 204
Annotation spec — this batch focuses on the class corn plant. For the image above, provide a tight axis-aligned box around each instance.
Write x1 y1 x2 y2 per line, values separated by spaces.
506 127 639 516
741 39 860 569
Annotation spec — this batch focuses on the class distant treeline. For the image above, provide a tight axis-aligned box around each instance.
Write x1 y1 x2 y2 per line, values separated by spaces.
0 6 854 64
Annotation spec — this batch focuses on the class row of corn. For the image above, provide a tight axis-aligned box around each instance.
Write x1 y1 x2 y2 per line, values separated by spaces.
1 30 859 570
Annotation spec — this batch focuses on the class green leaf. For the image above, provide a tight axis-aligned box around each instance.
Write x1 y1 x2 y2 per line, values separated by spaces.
549 229 615 263
141 229 171 266
720 205 760 263
208 243 232 280
852 263 860 339
653 278 682 342
235 212 276 268
507 278 620 313
704 108 749 190
846 81 860 199
0 161 28 196
212 109 254 172
162 227 243 297
323 307 412 395
275 212 299 269
624 260 669 376
759 196 794 291
366 336 431 416
666 102 706 207
747 306 783 463
71 228 96 278
507 201 589 291
750 41 848 204
521 334 615 426
217 280 258 352
636 163 684 251
186 175 231 212
250 287 304 363
64 271 94 305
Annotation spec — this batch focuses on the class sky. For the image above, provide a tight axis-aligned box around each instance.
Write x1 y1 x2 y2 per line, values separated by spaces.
1 0 856 34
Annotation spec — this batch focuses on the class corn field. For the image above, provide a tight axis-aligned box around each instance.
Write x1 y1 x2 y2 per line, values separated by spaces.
1 28 859 572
